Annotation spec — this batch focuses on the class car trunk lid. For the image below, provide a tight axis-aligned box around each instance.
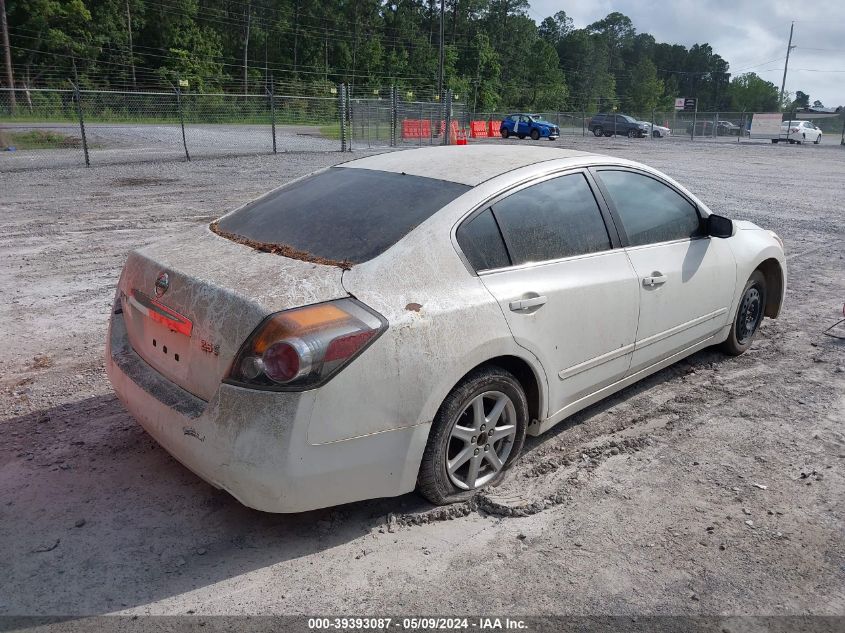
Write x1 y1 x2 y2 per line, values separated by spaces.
117 226 347 401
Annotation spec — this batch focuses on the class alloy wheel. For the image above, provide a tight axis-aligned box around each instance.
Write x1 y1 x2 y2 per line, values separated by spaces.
445 390 517 490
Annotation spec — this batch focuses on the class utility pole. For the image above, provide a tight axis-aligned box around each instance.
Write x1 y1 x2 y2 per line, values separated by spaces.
779 22 796 109
126 0 136 90
0 0 15 111
437 0 444 99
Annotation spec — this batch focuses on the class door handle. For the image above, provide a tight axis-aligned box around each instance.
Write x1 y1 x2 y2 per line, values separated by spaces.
642 274 668 287
509 295 547 311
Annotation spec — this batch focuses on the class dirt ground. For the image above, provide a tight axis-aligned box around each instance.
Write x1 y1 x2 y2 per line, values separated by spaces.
1 138 843 622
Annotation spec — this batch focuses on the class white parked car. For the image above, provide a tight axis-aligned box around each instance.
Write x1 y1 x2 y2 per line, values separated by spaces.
106 145 787 512
639 121 672 138
776 120 823 144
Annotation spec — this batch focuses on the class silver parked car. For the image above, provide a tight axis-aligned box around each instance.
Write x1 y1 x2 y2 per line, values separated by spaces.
107 145 786 512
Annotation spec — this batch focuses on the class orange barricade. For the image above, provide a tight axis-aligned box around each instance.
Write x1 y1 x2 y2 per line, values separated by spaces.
470 120 488 138
488 120 498 137
456 129 468 145
401 119 432 139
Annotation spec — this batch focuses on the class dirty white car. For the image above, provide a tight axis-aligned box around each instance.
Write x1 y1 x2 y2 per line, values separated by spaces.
106 145 786 512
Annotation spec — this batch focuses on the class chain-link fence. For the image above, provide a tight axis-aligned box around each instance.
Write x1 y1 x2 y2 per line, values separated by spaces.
461 110 845 144
3 86 843 171
0 86 345 170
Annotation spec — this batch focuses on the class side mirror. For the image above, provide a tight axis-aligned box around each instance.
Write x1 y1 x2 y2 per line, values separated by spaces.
707 214 733 239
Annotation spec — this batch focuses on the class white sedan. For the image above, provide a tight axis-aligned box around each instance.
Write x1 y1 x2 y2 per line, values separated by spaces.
778 120 823 144
640 121 672 138
106 145 786 512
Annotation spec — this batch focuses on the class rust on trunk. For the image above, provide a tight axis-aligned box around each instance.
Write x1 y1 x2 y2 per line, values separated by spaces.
209 221 352 270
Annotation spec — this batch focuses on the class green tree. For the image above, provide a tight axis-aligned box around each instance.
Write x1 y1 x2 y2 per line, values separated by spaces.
538 10 572 47
792 90 810 109
728 73 780 111
626 57 663 113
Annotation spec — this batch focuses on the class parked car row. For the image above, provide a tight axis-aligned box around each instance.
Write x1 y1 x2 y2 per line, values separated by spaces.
497 113 822 146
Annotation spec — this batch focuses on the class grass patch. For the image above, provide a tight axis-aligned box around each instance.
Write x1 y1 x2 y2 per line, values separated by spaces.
318 123 341 139
1 130 81 150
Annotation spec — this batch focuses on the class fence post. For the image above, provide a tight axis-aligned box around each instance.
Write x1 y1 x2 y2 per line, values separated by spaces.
267 76 276 154
338 83 347 152
651 108 655 141
713 112 718 140
174 86 190 161
71 82 90 167
582 110 586 136
390 86 397 147
690 101 697 141
444 89 452 145
346 87 353 152
840 112 844 145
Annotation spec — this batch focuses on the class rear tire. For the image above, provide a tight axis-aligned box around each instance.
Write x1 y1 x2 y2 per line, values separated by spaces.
500 128 509 139
721 271 767 356
417 367 528 505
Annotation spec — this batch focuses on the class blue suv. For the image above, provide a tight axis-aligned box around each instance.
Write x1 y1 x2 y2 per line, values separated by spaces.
500 114 559 141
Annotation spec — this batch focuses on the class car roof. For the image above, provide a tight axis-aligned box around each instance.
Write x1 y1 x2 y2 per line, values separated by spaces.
338 145 596 187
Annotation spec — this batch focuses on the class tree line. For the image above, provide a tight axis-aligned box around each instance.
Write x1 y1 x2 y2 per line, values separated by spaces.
4 0 794 112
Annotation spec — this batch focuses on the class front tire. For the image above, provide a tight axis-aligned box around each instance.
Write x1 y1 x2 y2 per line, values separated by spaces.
815 134 821 144
593 126 603 137
530 129 540 141
417 367 528 505
721 270 767 356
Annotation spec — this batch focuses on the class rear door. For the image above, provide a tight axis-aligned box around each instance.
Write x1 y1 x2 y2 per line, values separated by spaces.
592 168 736 375
457 171 640 417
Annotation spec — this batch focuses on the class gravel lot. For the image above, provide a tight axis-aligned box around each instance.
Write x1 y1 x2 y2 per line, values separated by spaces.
1 138 843 622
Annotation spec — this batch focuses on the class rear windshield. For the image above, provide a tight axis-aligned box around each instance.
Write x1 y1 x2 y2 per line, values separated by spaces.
214 167 470 265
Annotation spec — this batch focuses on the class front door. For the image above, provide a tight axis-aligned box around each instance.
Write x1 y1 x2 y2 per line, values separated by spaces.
593 168 736 374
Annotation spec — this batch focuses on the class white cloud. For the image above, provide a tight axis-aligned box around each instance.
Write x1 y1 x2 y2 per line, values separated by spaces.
530 0 845 106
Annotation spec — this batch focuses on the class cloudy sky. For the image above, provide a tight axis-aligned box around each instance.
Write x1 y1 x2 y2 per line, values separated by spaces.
530 0 845 106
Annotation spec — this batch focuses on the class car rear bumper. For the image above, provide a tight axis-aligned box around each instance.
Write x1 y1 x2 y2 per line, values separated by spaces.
106 310 428 513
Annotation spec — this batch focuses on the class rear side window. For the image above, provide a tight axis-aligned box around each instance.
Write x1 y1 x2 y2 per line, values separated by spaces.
456 209 510 272
214 167 470 265
491 173 611 265
597 170 702 246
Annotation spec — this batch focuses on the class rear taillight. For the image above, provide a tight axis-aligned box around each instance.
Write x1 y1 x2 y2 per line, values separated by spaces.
226 298 387 391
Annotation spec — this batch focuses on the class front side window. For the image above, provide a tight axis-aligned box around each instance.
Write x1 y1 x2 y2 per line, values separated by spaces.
597 170 702 247
490 173 611 265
